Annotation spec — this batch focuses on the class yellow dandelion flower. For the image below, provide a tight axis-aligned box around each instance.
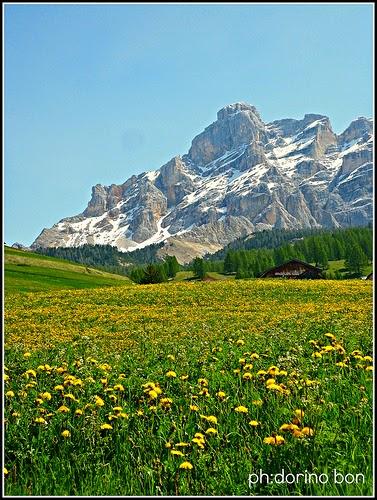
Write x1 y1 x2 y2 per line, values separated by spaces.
198 378 208 386
165 442 172 448
242 372 253 381
192 438 205 448
54 385 64 391
35 398 44 405
294 409 305 419
167 354 175 361
119 412 129 419
216 391 226 399
64 393 78 402
57 405 70 413
264 435 285 445
279 423 300 432
190 405 199 411
235 406 248 413
266 378 276 386
180 375 189 380
109 395 117 402
179 461 193 469
34 417 46 424
24 369 36 378
324 333 336 340
236 339 245 346
5 391 15 398
175 442 190 447
170 450 184 456
100 423 113 430
365 366 373 371
61 430 71 438
12 412 20 418
23 352 31 358
292 429 304 438
205 427 218 435
148 389 159 400
267 366 279 375
160 398 173 408
4 467 9 475
166 371 177 378
250 353 260 359
113 384 124 391
199 387 209 396
113 406 123 412
257 370 267 376
301 427 314 436
312 352 322 358
95 396 105 407
252 399 263 406
75 409 83 416
233 368 241 374
323 345 334 352
249 420 260 427
200 415 218 424
56 366 67 374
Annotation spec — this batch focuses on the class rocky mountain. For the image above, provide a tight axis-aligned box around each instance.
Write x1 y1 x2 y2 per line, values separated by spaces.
31 102 373 263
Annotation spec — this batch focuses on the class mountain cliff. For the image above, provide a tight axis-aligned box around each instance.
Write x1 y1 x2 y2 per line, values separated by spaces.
32 102 373 263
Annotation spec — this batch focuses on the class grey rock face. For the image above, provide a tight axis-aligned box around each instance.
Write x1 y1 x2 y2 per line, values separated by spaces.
188 102 268 165
155 156 196 207
31 102 373 262
338 117 373 147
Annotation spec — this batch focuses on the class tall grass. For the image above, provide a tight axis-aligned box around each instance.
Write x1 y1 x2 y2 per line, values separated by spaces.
4 279 373 495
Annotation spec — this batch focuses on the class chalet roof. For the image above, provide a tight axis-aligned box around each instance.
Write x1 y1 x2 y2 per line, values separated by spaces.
260 259 322 277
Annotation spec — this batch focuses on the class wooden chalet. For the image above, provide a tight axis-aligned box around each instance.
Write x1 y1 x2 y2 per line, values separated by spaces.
260 259 324 279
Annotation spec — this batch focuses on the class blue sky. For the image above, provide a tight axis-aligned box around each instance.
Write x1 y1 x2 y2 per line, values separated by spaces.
4 3 373 246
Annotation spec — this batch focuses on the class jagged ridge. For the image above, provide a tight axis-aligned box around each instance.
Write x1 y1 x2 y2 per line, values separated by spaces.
32 102 373 263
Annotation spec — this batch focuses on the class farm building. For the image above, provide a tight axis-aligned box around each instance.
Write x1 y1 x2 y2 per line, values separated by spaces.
260 259 324 279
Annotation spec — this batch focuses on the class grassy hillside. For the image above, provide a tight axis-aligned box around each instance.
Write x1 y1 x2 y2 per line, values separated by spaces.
4 246 132 294
4 279 372 495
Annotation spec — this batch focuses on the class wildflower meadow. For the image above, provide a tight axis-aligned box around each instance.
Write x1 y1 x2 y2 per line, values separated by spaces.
4 279 373 495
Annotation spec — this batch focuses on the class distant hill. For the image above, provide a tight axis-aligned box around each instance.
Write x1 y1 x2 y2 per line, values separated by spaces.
4 246 132 294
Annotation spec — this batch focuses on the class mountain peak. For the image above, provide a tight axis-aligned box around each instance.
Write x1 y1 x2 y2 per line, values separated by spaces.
217 102 258 120
31 103 373 262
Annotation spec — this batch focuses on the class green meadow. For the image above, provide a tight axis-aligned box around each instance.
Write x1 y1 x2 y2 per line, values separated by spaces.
4 271 373 496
